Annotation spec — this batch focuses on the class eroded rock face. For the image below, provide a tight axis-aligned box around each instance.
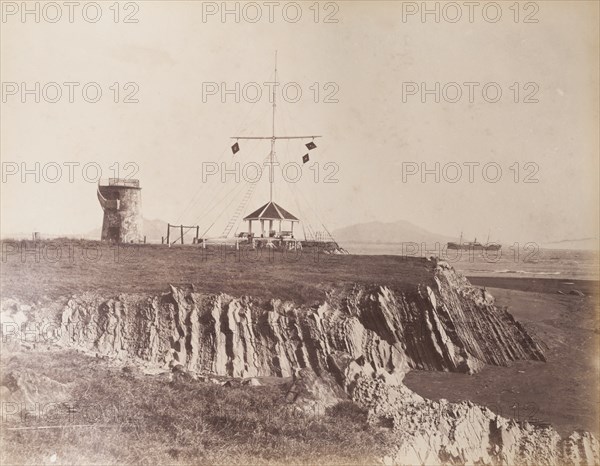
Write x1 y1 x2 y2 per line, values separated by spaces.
0 370 71 405
285 368 348 415
1 261 596 464
53 262 544 378
351 375 599 466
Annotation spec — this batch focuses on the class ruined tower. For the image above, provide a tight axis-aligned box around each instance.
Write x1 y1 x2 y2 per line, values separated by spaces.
97 178 143 243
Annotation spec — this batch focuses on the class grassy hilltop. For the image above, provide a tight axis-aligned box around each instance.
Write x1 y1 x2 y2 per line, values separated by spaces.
0 239 435 303
1 239 415 464
1 241 598 464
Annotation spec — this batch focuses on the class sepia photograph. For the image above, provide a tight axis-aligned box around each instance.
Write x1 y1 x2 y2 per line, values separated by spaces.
0 1 599 464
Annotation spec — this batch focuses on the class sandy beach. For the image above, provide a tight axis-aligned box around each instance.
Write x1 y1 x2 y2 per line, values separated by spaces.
405 276 600 437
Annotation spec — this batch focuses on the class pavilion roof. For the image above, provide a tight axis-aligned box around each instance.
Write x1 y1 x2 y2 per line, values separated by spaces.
243 201 299 221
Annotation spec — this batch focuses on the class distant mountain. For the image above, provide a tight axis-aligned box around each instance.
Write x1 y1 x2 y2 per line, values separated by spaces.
332 220 454 245
332 221 599 251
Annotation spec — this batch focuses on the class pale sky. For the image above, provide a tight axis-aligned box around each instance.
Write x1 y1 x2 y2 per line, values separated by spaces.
1 1 598 244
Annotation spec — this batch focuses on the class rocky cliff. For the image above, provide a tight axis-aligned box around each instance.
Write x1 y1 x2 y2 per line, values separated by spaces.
52 261 544 378
350 372 599 466
2 260 598 465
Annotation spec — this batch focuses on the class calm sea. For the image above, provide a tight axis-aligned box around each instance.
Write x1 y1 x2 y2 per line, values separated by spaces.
344 242 599 281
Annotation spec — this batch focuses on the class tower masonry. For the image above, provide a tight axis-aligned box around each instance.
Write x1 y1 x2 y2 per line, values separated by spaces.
97 178 143 243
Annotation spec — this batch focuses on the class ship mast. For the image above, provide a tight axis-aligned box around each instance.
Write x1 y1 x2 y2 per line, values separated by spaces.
231 52 322 204
270 51 277 202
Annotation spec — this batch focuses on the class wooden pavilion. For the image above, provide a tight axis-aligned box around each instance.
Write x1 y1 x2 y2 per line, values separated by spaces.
243 201 299 238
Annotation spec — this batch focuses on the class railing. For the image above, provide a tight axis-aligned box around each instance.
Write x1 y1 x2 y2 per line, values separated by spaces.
98 178 140 188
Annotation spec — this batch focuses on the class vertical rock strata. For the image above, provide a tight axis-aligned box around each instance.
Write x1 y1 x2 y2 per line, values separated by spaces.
57 262 545 377
350 375 599 466
3 260 598 464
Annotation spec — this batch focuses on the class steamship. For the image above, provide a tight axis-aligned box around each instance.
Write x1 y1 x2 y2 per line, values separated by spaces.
447 233 502 251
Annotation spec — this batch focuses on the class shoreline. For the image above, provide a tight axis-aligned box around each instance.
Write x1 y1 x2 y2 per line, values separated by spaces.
466 275 599 296
405 285 600 437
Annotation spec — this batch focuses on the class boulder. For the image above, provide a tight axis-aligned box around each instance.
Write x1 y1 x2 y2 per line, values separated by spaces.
285 368 347 416
242 378 261 386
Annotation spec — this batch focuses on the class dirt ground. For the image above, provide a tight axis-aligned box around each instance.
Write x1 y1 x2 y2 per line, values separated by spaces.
404 278 600 437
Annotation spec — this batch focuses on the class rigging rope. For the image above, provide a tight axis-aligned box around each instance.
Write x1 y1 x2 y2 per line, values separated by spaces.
182 175 250 241
172 72 274 225
276 101 333 242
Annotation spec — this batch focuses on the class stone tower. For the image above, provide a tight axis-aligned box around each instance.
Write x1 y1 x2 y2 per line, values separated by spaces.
97 178 143 243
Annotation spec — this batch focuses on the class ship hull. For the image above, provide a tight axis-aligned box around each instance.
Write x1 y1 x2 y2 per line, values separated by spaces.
447 242 501 251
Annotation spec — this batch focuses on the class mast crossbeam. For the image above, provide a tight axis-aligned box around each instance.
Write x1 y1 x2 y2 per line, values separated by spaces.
230 51 320 206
